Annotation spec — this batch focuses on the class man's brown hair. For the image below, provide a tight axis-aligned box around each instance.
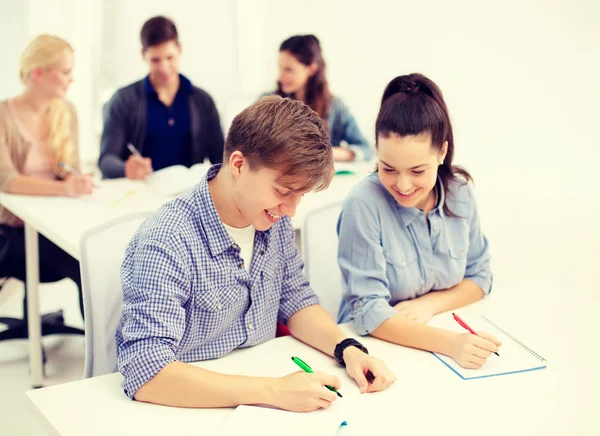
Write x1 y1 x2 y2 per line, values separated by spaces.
140 16 179 51
225 96 334 192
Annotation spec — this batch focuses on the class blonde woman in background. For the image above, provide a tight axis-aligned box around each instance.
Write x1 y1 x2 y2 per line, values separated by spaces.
0 34 91 317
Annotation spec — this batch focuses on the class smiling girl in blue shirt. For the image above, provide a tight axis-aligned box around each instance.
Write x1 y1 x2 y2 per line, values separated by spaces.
337 73 501 369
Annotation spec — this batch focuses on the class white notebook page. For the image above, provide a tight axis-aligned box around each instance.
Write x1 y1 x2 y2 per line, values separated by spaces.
218 404 347 436
428 313 547 379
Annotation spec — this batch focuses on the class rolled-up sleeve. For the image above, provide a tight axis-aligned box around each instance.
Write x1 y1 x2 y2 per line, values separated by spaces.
337 199 396 335
338 102 373 161
464 184 493 294
277 218 319 324
117 238 190 399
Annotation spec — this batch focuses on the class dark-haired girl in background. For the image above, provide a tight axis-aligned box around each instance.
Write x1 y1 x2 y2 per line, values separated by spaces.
337 73 501 369
263 35 372 162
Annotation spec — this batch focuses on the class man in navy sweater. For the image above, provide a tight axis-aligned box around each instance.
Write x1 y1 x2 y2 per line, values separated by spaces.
99 16 224 179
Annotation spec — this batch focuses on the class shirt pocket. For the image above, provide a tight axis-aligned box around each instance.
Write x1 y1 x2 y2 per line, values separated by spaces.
445 242 468 286
383 250 423 301
190 285 247 342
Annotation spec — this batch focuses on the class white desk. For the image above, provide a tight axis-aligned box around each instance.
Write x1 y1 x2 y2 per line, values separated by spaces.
24 283 599 435
0 168 368 387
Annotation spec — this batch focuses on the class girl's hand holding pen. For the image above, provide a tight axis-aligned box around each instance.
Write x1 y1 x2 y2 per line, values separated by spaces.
65 173 93 197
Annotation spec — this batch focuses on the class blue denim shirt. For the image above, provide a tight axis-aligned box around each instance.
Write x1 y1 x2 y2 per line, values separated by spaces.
116 164 319 399
261 92 372 160
337 173 492 335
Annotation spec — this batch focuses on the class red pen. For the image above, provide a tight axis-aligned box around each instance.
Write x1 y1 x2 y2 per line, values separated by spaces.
452 313 500 356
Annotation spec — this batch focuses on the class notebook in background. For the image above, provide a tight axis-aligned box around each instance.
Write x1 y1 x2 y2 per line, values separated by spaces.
218 404 347 436
145 163 208 197
428 313 547 380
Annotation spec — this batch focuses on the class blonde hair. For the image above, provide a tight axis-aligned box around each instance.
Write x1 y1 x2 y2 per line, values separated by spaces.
19 34 76 175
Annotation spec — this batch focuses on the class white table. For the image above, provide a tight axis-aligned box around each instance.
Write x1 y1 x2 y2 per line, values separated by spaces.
0 166 369 387
24 282 599 435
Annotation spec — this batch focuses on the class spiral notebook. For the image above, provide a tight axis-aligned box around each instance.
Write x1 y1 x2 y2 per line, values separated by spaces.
429 313 547 380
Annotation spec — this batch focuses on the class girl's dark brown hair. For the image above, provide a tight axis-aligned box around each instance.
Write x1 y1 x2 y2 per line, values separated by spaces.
277 35 332 122
376 73 472 217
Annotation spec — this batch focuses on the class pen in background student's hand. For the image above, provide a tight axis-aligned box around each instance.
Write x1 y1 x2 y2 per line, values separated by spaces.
59 162 99 189
127 143 142 157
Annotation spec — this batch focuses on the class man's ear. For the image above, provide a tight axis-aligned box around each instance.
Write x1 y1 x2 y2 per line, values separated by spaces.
229 150 246 179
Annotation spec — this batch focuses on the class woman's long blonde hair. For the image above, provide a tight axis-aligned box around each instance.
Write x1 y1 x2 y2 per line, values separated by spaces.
19 34 75 175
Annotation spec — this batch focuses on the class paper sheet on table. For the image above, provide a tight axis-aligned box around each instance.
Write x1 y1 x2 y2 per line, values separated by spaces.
218 404 347 436
76 184 141 206
145 163 208 197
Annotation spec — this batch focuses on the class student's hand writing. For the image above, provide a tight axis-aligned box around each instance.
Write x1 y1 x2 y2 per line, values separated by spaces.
64 174 93 197
332 147 355 162
394 297 437 323
125 155 152 180
268 370 341 412
342 346 397 393
450 331 502 369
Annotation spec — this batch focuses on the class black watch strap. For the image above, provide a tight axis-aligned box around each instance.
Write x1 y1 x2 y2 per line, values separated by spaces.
334 338 368 367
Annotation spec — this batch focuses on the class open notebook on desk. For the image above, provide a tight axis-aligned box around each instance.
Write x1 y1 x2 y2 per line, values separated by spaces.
72 163 208 207
145 163 209 197
218 404 347 436
428 312 547 380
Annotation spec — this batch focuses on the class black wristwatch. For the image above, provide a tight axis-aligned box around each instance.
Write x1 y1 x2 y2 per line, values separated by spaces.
334 338 368 367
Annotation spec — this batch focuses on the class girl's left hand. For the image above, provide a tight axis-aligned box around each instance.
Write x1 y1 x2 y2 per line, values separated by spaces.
393 297 437 323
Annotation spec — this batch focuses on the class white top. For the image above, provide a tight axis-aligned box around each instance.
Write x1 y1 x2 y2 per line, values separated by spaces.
223 223 255 272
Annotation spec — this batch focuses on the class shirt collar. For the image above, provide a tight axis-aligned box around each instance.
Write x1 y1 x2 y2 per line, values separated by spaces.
143 73 193 96
388 175 445 227
192 164 231 257
193 164 270 258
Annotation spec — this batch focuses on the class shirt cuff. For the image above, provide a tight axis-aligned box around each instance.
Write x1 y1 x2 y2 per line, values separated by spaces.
351 297 397 335
278 293 320 325
347 145 374 162
467 274 493 296
119 340 176 399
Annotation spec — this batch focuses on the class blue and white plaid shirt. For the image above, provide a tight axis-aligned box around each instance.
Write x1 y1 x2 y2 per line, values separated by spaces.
116 164 319 399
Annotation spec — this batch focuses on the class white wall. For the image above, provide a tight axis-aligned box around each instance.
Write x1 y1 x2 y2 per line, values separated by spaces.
0 0 102 166
5 0 598 193
249 0 600 196
0 1 29 100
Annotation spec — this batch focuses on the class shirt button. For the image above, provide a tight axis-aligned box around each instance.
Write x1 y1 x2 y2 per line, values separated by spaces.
260 250 265 255
401 260 406 267
354 301 361 309
433 226 438 231
216 303 223 310
232 243 239 251
430 271 436 276
247 322 254 331
238 262 243 268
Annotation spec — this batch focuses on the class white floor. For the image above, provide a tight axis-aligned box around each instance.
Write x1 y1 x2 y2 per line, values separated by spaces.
0 279 85 436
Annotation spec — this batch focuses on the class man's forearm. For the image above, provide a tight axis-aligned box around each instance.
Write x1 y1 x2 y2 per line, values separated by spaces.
98 154 125 179
287 305 346 357
134 361 275 408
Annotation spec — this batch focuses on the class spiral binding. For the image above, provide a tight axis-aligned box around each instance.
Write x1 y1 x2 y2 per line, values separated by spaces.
482 316 547 362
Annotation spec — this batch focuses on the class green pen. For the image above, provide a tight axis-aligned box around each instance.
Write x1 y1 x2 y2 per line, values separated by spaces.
291 356 343 398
